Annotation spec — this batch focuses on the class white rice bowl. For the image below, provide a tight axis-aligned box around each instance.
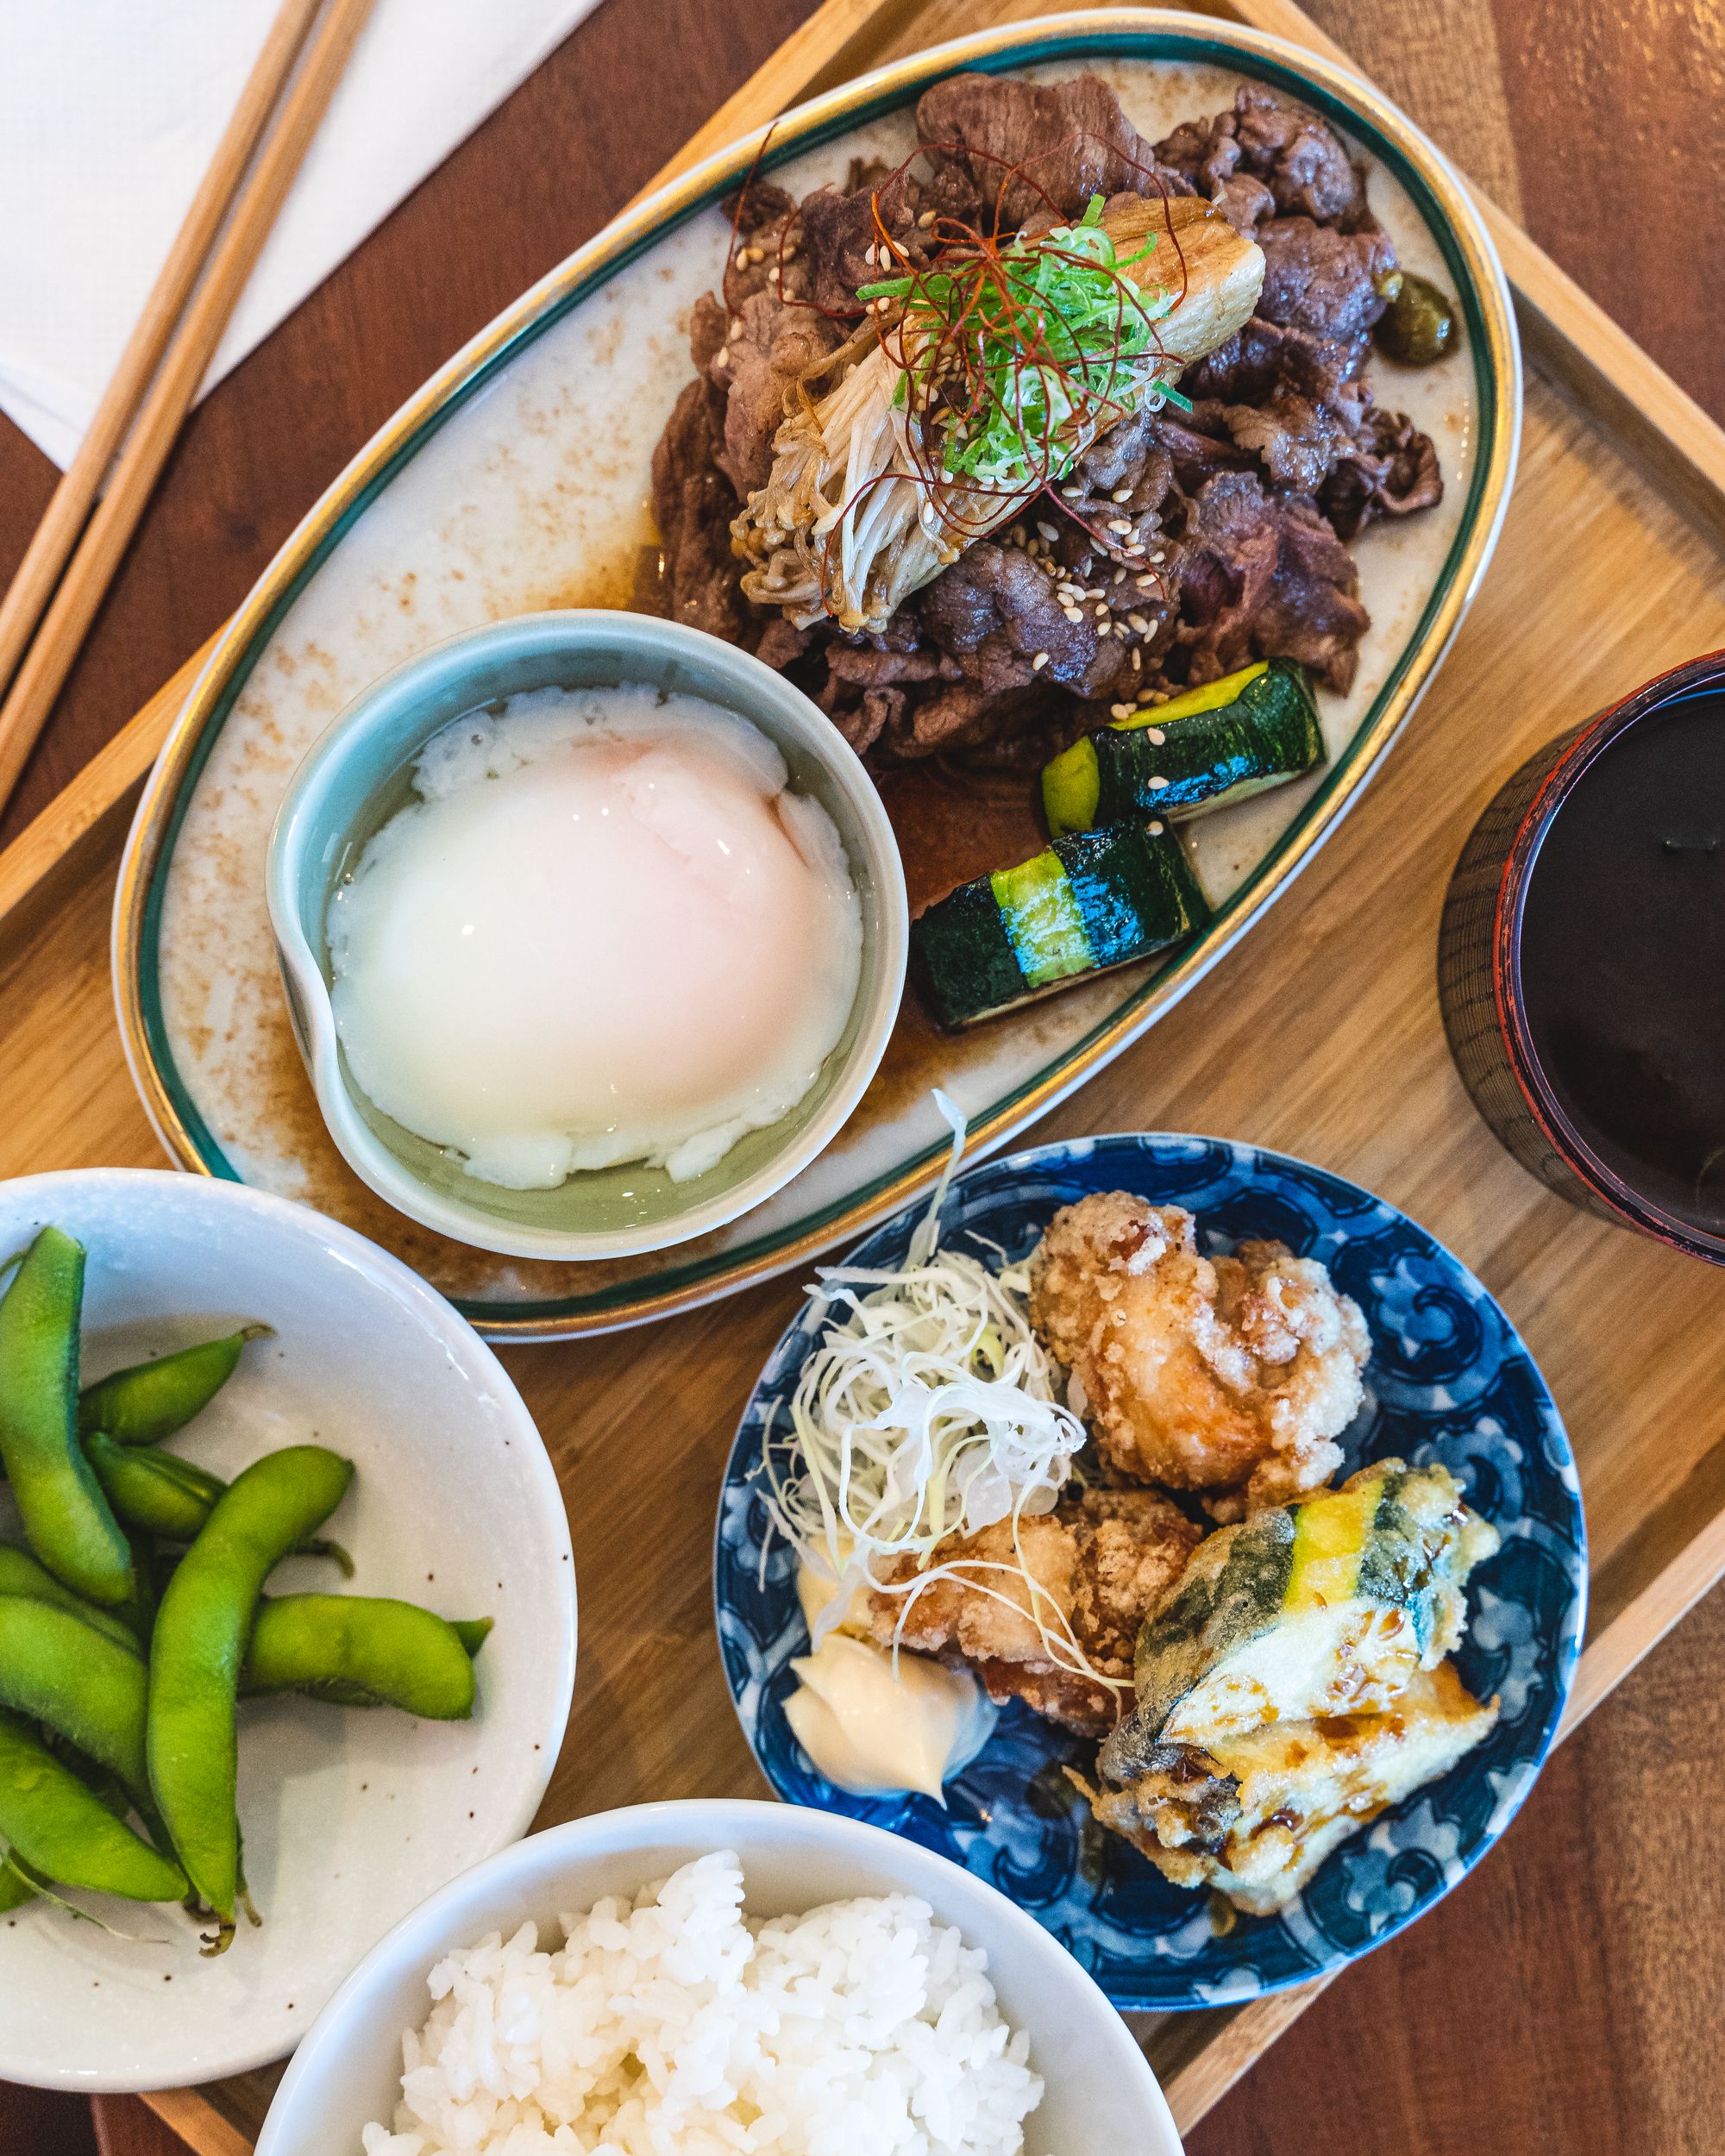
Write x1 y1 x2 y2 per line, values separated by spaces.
361 1851 1042 2154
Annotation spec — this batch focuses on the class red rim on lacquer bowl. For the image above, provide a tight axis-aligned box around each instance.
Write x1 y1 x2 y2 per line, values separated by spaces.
1437 646 1725 1267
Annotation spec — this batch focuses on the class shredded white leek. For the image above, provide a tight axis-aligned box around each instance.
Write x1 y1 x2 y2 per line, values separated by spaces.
762 1094 1120 1693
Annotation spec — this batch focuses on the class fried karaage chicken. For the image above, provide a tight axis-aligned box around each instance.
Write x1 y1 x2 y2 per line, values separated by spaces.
1028 1193 1370 1520
863 1487 1202 1737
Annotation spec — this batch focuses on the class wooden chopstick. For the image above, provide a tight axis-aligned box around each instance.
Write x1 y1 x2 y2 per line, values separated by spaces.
0 0 324 716
0 0 378 816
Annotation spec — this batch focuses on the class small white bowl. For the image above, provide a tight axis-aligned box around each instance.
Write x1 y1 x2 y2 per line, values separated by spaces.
256 1797 1182 2156
267 611 909 1264
0 1169 576 2092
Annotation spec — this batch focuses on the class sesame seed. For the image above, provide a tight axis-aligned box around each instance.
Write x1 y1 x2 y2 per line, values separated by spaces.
1150 548 1167 563
1149 774 1170 790
1095 620 1112 637
1130 649 1142 671
1110 702 1134 719
1137 574 1155 589
1107 517 1132 535
715 346 730 367
1062 605 1082 623
1111 487 1132 504
1037 521 1059 542
1148 818 1164 835
1127 612 1151 635
1126 542 1147 556
918 208 937 229
735 249 750 269
1059 484 1082 499
1147 726 1166 744
1032 651 1050 670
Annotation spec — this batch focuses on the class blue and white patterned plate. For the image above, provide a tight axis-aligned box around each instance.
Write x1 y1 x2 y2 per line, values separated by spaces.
713 1133 1586 2009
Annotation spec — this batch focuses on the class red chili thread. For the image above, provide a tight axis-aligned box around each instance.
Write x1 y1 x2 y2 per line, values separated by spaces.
742 129 1199 621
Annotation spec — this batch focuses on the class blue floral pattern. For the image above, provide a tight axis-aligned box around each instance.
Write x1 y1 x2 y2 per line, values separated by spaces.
712 1135 1586 2008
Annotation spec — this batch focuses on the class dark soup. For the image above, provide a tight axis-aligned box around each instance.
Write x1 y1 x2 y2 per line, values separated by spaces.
1519 688 1725 1238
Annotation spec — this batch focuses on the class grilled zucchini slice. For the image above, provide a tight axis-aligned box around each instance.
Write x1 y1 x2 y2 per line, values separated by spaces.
909 818 1211 1031
1040 659 1324 837
1098 1460 1499 1770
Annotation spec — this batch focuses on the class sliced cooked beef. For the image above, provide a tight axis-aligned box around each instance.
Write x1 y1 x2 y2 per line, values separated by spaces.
1157 82 1364 226
1222 391 1355 494
725 178 798 235
644 71 1449 771
1185 313 1370 407
915 72 1189 231
1175 471 1367 693
639 373 750 640
753 615 811 670
1258 216 1394 339
1320 404 1444 538
1252 498 1372 691
716 179 806 310
1231 81 1365 222
1159 408 1256 488
708 289 838 496
822 642 955 688
921 542 1097 692
800 165 932 314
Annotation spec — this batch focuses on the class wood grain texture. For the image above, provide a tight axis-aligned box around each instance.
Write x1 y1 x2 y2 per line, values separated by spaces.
0 0 818 847
0 2084 96 2156
48 362 1723 2149
0 0 1720 2150
1190 3 1725 2149
91 2097 217 2156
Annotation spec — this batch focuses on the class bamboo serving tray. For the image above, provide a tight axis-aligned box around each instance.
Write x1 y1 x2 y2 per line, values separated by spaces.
3 0 1725 2147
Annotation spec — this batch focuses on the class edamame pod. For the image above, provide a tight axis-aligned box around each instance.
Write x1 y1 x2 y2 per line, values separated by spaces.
0 1710 185 1902
147 1445 353 1927
83 1435 352 1574
85 1435 223 1541
0 1544 141 1651
0 1858 33 1912
0 1597 151 1807
242 1596 487 1718
0 1230 134 1608
78 1326 271 1447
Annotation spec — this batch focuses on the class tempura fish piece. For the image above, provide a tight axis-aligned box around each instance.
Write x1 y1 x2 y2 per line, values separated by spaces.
1029 1192 1370 1518
1088 1660 1499 1915
1099 1459 1500 1760
864 1487 1201 1737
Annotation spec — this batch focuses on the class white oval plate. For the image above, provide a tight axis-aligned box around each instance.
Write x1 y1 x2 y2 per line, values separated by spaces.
0 1170 576 2091
115 11 1520 1339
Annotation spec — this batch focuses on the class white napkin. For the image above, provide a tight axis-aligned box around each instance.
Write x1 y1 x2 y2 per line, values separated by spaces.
0 0 602 467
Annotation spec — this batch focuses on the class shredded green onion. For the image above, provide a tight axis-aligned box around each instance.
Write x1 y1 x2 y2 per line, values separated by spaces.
856 194 1176 493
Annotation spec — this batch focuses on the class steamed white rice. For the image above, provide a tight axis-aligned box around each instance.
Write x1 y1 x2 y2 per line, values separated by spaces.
361 1851 1043 2155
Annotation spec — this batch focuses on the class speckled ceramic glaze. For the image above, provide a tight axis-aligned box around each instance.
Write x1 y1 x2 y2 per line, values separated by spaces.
117 13 1520 1335
714 1134 1584 2008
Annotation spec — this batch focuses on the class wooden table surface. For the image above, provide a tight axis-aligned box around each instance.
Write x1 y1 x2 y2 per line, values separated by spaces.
2 0 1722 2148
